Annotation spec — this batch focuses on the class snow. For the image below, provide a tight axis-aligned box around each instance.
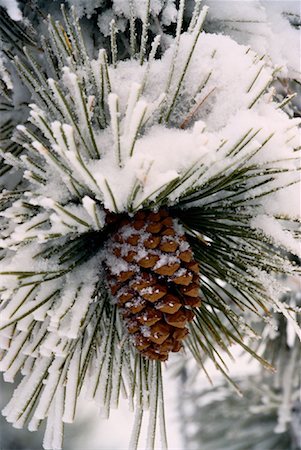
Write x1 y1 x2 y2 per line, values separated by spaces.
97 10 126 37
0 53 13 89
66 0 105 18
154 254 180 269
0 3 300 450
251 215 301 257
205 0 301 77
0 284 37 322
108 93 122 166
113 0 168 19
261 182 301 218
82 195 105 229
62 283 95 339
0 0 22 21
67 0 178 26
34 358 64 420
43 385 64 450
63 345 81 423
161 0 177 26
66 0 301 79
3 356 52 423
13 23 299 217
0 331 28 376
78 32 299 212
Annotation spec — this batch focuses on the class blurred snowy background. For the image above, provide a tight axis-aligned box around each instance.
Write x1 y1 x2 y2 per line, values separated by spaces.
1 341 300 449
0 349 259 450
1 364 187 449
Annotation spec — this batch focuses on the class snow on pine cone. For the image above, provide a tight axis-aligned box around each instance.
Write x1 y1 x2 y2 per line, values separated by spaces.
104 209 201 361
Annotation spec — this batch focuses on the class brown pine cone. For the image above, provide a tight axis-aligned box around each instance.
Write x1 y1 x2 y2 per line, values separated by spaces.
104 209 201 361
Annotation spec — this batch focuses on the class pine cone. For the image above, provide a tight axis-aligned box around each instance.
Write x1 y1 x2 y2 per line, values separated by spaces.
104 210 201 361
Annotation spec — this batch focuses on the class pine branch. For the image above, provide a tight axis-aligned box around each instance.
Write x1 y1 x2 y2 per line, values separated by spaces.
0 4 300 450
